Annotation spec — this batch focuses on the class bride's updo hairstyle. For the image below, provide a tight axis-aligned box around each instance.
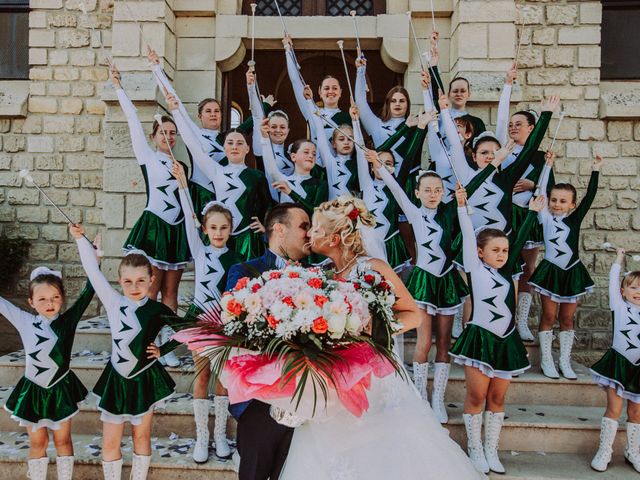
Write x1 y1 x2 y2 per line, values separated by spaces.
314 196 376 261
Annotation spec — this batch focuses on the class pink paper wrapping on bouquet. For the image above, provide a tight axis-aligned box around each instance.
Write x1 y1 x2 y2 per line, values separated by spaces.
173 327 228 353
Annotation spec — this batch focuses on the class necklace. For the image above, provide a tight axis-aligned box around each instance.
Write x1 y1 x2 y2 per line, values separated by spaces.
335 254 360 276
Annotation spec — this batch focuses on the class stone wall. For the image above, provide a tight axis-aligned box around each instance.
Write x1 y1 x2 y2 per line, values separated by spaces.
1 0 639 361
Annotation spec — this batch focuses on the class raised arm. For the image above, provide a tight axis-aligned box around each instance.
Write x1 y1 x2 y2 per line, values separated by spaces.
353 119 373 192
260 137 286 202
354 59 381 136
309 99 339 176
439 100 474 183
573 157 601 222
114 88 154 165
0 296 30 331
375 160 421 222
458 205 482 272
177 183 205 258
284 39 311 123
609 254 625 310
73 233 119 307
506 196 545 269
63 280 95 327
247 72 265 156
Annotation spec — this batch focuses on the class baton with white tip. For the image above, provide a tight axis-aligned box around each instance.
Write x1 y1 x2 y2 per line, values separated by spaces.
337 40 355 102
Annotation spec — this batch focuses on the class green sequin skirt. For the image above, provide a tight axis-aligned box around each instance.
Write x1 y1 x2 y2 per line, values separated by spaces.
529 259 595 303
124 211 191 270
188 181 215 224
591 348 640 403
512 204 543 249
5 371 88 430
93 361 176 425
385 232 411 272
405 266 468 315
229 229 265 261
449 324 530 379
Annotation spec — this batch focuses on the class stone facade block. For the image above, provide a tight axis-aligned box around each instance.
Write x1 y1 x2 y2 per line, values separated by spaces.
30 83 46 96
70 190 95 206
578 120 606 141
56 135 84 152
35 154 64 170
457 24 488 59
71 82 95 97
29 11 48 28
563 101 599 119
532 27 555 45
622 143 640 157
488 23 515 59
600 158 638 177
29 243 57 260
7 189 40 205
566 141 590 158
53 67 80 81
29 48 48 65
86 99 106 115
546 5 577 25
28 97 57 114
17 206 49 223
49 50 68 66
48 12 76 28
30 0 63 8
544 48 574 67
60 98 83 114
580 2 603 24
75 117 101 133
571 70 599 86
29 68 53 81
594 212 630 231
57 29 90 48
607 121 633 141
43 116 74 133
591 142 619 158
51 173 81 188
617 192 638 210
111 23 140 57
48 82 71 96
103 159 144 193
526 69 569 86
80 173 102 189
578 46 601 68
41 225 69 241
27 136 54 153
69 50 96 66
557 26 600 45
65 153 103 170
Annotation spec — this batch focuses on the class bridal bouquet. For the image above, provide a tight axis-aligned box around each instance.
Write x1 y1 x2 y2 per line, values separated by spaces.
175 264 404 418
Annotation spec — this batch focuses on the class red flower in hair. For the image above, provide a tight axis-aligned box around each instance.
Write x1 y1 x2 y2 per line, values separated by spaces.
347 208 360 220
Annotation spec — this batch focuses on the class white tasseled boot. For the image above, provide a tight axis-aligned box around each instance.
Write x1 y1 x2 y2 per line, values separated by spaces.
159 326 180 367
538 330 560 379
130 453 151 480
213 395 232 458
558 330 577 380
27 457 48 480
56 455 74 480
484 411 506 474
412 361 429 402
430 362 450 424
463 413 490 474
515 292 535 341
591 417 618 472
192 398 211 463
625 422 640 473
102 458 123 480
452 306 464 339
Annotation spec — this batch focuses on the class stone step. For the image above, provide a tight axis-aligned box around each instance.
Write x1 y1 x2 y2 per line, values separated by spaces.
490 452 638 480
443 403 624 455
0 386 237 439
0 431 236 480
0 350 604 406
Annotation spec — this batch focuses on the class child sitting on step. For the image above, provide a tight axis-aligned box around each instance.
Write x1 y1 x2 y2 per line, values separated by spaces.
529 154 603 380
172 163 244 463
590 248 640 473
71 223 183 480
2 253 98 480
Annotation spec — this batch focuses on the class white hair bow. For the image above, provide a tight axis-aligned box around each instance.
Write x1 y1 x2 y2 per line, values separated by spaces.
30 266 62 281
472 131 500 149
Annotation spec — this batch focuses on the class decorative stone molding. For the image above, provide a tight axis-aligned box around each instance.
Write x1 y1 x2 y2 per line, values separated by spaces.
0 81 30 118
600 81 640 119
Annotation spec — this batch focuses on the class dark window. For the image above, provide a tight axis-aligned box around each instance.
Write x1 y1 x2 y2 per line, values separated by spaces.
0 0 29 80
601 0 640 80
245 0 383 16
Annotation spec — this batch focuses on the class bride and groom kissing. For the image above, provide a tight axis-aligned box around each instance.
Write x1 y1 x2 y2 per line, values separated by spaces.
225 200 485 480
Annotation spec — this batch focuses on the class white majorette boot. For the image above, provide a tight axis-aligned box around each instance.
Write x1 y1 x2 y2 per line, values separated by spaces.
463 412 490 474
56 455 74 480
192 398 211 463
538 330 560 379
213 395 232 458
452 306 464 339
558 330 578 380
515 292 535 341
102 458 123 480
484 411 506 474
130 453 151 480
159 326 180 367
625 422 640 473
27 457 48 480
591 417 618 472
431 362 450 423
412 361 429 402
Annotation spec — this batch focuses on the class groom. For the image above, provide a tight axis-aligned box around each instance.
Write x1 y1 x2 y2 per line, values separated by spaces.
225 203 312 480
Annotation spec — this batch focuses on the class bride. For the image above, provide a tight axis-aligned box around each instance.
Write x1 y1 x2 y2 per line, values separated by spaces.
279 196 485 479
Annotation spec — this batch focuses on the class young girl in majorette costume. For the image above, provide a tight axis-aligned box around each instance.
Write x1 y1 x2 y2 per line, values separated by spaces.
282 35 351 150
450 184 545 475
165 92 273 261
109 65 188 368
529 154 603 380
71 224 182 480
367 157 495 424
2 262 96 480
173 163 244 462
590 249 640 473
148 48 260 221
352 105 426 271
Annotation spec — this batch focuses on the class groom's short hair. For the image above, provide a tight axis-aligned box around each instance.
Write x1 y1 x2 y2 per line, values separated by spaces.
265 202 306 241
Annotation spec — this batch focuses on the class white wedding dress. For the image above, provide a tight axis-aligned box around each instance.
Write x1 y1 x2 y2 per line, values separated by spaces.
279 258 485 480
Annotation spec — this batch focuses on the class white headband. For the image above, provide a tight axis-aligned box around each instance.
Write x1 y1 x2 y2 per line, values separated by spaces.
30 267 62 281
268 110 289 122
415 169 439 183
472 130 500 149
125 248 150 260
201 201 236 230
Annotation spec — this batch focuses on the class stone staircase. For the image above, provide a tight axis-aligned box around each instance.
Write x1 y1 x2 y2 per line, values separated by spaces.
0 274 636 478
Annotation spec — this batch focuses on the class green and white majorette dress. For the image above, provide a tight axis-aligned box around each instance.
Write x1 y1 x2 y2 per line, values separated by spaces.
285 45 351 154
591 263 640 402
354 119 426 271
528 165 598 303
115 88 191 270
177 188 244 321
450 206 537 379
76 238 181 425
171 105 273 261
308 98 359 199
1 282 94 430
153 65 258 222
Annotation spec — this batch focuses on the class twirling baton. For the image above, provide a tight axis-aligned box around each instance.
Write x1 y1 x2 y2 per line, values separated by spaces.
337 40 354 102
